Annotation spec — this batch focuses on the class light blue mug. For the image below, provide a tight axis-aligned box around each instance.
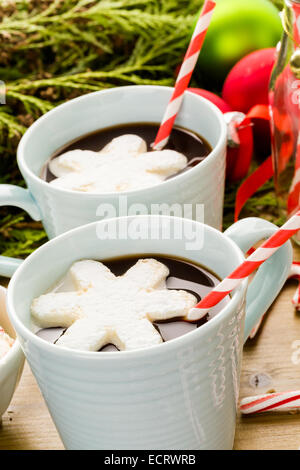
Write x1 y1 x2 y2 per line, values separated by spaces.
6 215 292 450
0 85 227 277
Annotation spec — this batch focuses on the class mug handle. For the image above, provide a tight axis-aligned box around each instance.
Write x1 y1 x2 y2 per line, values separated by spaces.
0 184 41 277
224 217 293 343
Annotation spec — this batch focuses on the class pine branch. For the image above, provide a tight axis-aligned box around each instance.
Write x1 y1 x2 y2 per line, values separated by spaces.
0 213 47 257
0 0 198 78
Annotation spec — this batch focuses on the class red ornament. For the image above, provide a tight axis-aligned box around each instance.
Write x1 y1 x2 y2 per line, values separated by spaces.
189 89 273 182
189 87 253 182
222 48 276 113
188 88 232 113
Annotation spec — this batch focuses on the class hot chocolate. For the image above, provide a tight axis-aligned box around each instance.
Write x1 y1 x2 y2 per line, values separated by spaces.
34 255 229 352
41 123 211 193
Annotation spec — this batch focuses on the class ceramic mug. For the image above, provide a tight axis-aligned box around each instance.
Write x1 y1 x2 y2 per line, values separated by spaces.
0 286 24 419
6 215 292 450
0 85 227 277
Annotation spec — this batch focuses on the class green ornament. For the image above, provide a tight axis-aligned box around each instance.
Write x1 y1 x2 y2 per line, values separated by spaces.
194 0 282 87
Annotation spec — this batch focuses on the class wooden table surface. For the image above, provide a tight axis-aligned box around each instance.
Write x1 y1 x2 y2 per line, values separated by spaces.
1 249 300 450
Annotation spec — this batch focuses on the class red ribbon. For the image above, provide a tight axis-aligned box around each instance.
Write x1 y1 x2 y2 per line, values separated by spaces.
234 155 273 222
226 115 253 182
233 104 274 221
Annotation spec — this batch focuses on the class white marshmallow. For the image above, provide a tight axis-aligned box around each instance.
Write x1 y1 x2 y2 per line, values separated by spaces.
49 162 161 193
49 134 188 193
137 150 188 177
49 150 106 177
100 134 147 156
31 292 84 328
31 258 197 352
0 327 14 360
71 259 168 293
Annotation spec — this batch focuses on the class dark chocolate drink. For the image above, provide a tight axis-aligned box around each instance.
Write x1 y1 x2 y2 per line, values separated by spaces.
36 255 229 351
41 123 212 183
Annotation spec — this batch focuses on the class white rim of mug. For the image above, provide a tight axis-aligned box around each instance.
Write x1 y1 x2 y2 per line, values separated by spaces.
6 216 248 361
17 86 227 198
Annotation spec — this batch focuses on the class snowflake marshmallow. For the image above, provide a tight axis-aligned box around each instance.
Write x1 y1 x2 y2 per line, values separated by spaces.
49 134 188 193
31 258 197 352
0 327 14 360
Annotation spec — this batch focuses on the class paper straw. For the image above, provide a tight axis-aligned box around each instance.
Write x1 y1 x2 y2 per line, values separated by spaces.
187 210 300 321
152 0 216 151
240 391 300 415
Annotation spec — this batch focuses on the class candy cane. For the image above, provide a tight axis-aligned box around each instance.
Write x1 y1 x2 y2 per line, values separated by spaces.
188 211 300 321
240 391 300 414
289 261 300 309
249 314 265 339
152 0 216 151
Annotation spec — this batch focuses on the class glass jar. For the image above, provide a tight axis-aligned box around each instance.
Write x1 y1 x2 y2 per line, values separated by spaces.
269 0 300 239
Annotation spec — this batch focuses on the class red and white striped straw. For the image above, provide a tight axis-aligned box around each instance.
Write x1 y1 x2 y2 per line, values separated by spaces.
240 391 300 415
152 0 216 151
290 262 300 308
187 210 300 321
